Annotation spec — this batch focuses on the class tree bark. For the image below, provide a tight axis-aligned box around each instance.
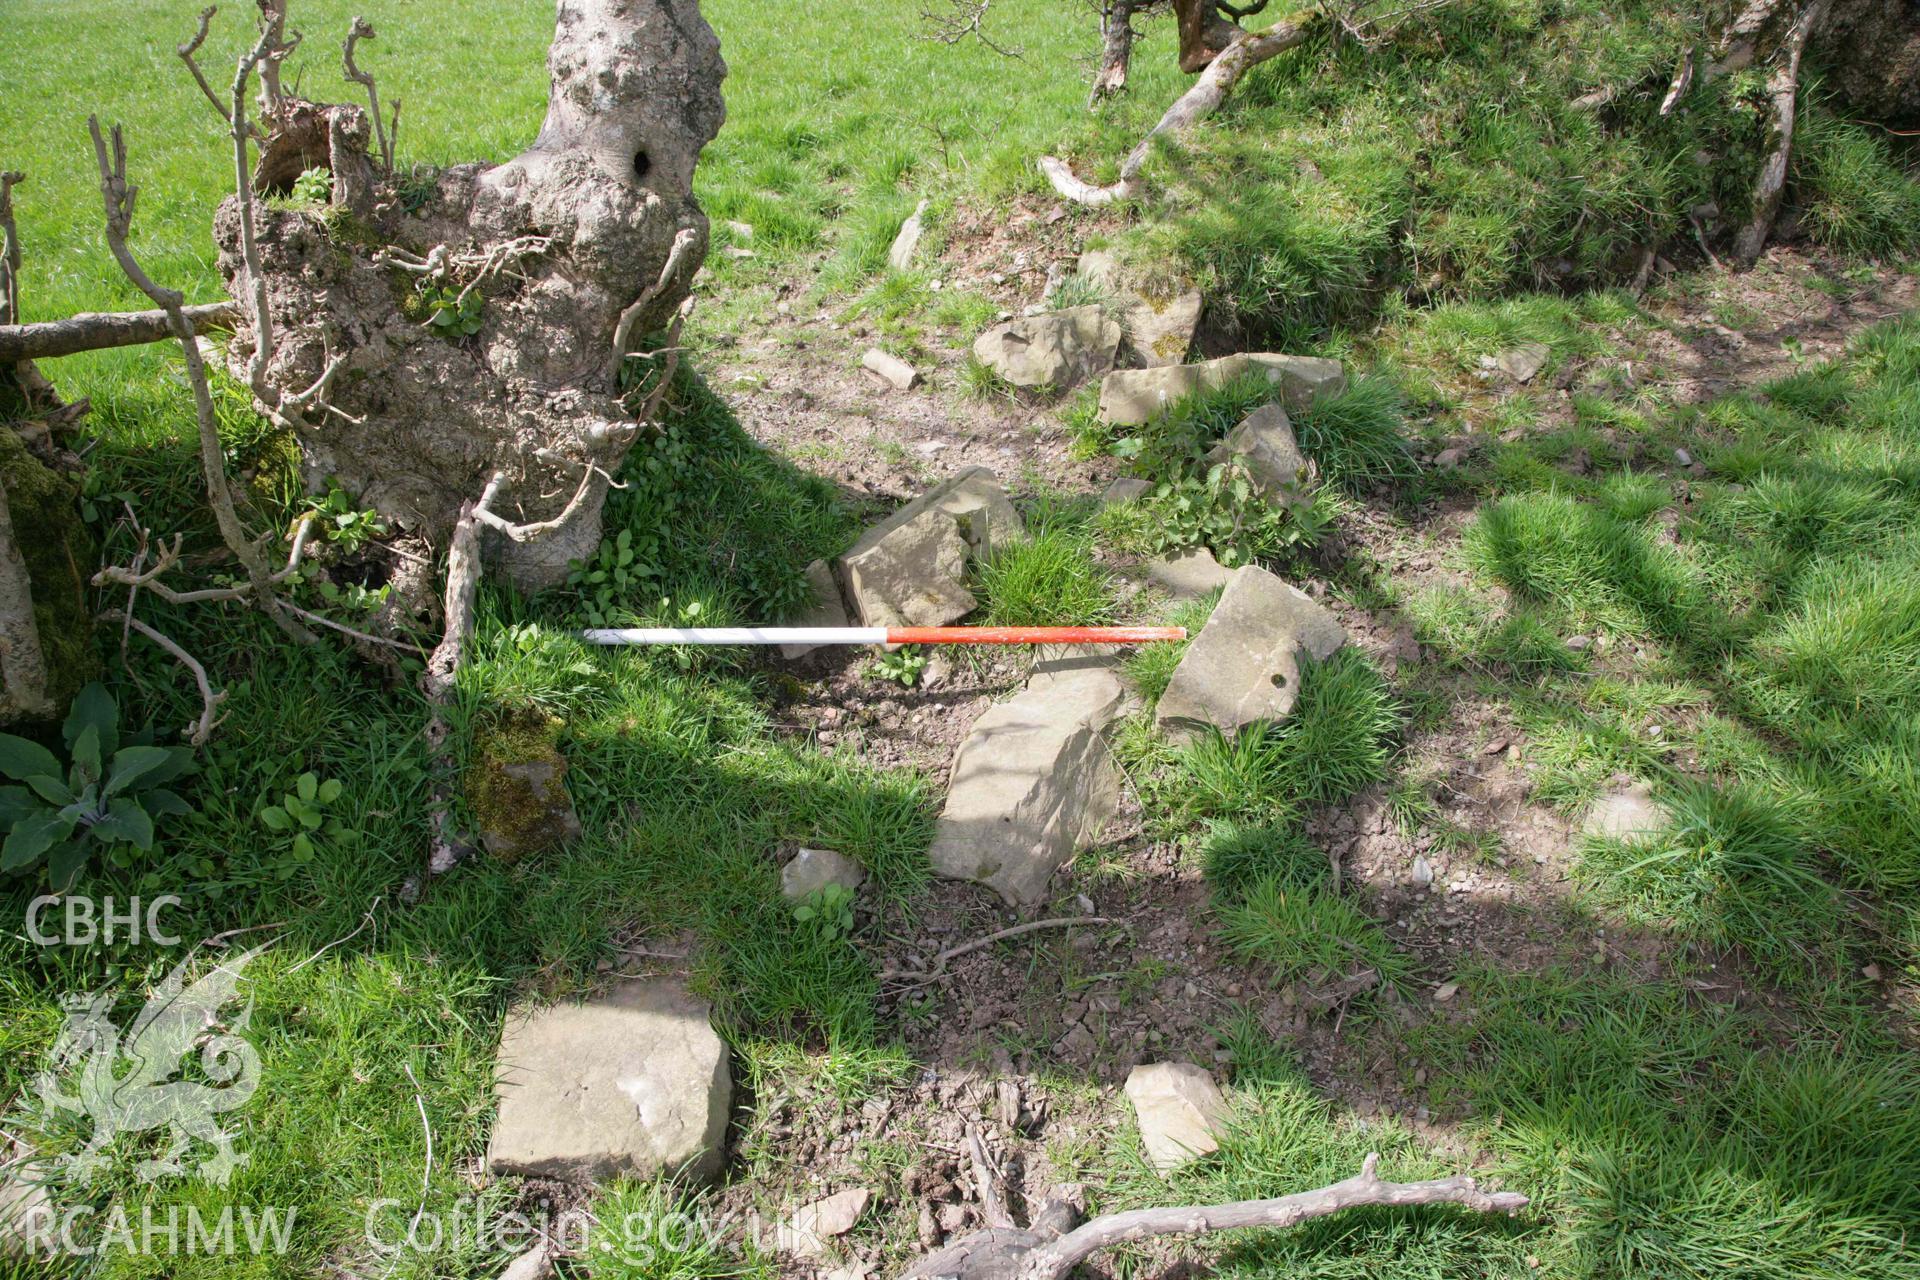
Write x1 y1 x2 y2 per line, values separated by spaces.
0 465 52 722
0 303 237 363
1173 0 1243 73
1091 0 1139 103
213 0 727 591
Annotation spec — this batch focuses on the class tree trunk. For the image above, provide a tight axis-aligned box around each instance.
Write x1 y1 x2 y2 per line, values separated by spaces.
1173 0 1242 73
213 0 727 591
1091 0 1139 102
0 463 52 722
1816 0 1920 127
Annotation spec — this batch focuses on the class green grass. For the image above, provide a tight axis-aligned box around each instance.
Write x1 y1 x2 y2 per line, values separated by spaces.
973 498 1119 628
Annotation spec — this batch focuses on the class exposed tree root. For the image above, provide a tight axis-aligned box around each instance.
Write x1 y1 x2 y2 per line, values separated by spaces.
1733 0 1830 264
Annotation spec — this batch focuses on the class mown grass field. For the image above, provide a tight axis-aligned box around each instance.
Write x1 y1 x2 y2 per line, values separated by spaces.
4 1 1920 1278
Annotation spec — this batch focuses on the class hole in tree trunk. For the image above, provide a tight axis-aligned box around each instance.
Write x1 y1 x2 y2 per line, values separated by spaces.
632 150 651 180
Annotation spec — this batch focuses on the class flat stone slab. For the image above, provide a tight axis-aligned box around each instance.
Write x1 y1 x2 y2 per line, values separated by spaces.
1099 354 1347 426
1101 476 1151 506
972 305 1122 389
929 664 1128 907
487 978 730 1184
1155 565 1346 741
1125 1061 1228 1174
837 468 1022 629
781 847 867 900
1145 546 1232 599
1079 249 1203 367
777 1187 873 1258
781 559 852 659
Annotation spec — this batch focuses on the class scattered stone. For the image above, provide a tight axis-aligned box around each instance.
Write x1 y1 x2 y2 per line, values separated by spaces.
887 199 930 272
1124 1062 1228 1174
1674 447 1694 466
1495 343 1551 383
929 664 1128 907
467 712 582 861
1155 565 1346 742
778 1188 873 1259
487 978 730 1183
781 847 868 901
1484 738 1509 755
498 1242 560 1280
1207 402 1310 502
1100 476 1152 507
780 559 851 659
1098 353 1347 425
724 220 754 240
1411 855 1434 887
971 306 1123 389
1078 249 1204 367
1433 982 1460 1003
0 1140 50 1257
1565 634 1593 651
862 348 918 391
1864 963 1884 981
720 244 755 260
1432 446 1468 469
1582 783 1666 842
837 468 1021 629
1144 546 1231 599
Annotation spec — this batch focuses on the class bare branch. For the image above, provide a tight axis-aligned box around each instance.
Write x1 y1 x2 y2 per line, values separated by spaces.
921 0 1026 59
88 116 308 643
0 302 237 363
101 610 229 745
610 227 696 373
342 16 393 173
901 1153 1529 1280
0 170 22 328
178 6 250 133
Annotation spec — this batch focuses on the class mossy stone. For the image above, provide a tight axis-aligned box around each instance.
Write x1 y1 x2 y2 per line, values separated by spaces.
464 710 582 861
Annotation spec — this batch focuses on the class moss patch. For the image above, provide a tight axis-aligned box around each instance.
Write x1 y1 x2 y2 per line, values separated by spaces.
464 708 582 861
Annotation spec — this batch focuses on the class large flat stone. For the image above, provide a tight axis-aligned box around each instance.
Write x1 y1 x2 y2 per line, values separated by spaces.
487 978 730 1184
1583 784 1666 842
1124 1062 1228 1174
1155 565 1346 742
1098 354 1347 426
1145 546 1231 599
972 306 1122 389
1079 249 1203 367
780 559 852 660
929 665 1128 907
836 468 1022 629
781 847 867 900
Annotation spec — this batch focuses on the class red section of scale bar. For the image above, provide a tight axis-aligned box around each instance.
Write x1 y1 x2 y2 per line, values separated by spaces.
883 626 1187 646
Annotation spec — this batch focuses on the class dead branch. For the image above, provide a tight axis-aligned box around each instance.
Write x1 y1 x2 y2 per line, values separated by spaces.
921 0 1026 59
253 0 300 121
0 303 238 363
100 610 228 745
610 227 696 373
88 116 308 643
342 16 393 173
879 917 1114 985
1659 45 1695 116
1732 0 1829 265
900 1152 1529 1280
0 170 21 328
1090 0 1142 105
1040 13 1314 205
179 6 259 137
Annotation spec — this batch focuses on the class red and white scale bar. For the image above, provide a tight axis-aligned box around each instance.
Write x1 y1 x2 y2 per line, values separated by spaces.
579 625 1186 647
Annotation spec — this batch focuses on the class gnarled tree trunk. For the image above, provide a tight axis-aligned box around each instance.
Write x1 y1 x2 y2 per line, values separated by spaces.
215 0 727 590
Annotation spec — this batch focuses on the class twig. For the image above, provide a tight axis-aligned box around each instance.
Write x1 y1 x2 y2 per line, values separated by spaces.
286 895 382 975
921 0 1026 59
610 227 697 372
880 917 1113 984
342 17 392 174
100 609 229 744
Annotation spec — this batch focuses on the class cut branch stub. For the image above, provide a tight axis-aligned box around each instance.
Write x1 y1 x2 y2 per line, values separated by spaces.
212 0 728 591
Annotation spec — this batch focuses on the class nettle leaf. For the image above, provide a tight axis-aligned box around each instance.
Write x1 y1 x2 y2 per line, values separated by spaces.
3 810 75 872
62 683 119 757
92 798 155 851
0 733 60 783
